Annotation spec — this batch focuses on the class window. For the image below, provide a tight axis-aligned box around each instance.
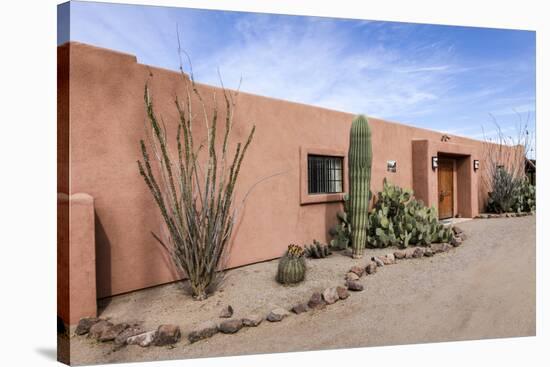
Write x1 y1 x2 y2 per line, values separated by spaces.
300 147 346 205
307 155 343 194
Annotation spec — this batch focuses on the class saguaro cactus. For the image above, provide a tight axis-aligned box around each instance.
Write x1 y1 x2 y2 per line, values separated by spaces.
348 115 372 258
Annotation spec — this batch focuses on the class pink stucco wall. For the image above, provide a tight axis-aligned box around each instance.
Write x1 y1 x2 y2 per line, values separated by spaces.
58 42 518 322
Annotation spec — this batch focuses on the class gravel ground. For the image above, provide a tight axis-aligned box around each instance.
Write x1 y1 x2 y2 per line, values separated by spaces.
68 216 535 365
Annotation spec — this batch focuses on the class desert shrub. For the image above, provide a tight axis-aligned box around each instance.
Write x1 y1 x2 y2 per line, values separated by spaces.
138 76 255 300
367 179 452 248
487 168 536 213
487 168 519 213
481 113 534 214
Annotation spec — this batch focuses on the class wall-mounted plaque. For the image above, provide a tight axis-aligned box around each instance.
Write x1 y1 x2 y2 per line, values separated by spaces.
387 160 397 172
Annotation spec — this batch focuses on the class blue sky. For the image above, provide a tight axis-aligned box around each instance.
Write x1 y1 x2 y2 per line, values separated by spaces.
58 1 536 156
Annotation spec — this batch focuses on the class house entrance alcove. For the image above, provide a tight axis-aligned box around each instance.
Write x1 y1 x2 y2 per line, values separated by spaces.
412 139 480 219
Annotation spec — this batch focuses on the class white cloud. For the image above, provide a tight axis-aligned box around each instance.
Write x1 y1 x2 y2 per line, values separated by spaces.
190 16 460 120
71 3 535 148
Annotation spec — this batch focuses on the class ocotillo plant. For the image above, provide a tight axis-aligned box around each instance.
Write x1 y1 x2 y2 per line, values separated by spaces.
138 70 255 300
348 115 372 258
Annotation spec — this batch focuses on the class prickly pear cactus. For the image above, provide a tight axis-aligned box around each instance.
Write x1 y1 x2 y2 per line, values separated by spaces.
329 195 351 250
276 244 306 285
367 180 454 248
367 207 398 248
348 115 372 258
304 240 332 258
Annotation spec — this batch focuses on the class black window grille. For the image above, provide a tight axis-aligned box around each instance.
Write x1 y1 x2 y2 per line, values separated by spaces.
307 155 344 194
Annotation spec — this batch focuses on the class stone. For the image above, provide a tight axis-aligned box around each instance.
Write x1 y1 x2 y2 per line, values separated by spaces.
155 324 181 345
291 303 309 314
430 243 446 254
336 286 350 300
365 261 377 274
452 226 464 236
307 292 326 309
322 287 340 305
393 250 406 259
404 248 416 259
412 247 425 258
430 243 442 253
346 280 364 292
114 326 145 346
451 236 463 247
218 319 243 334
480 214 489 219
242 314 263 326
219 305 234 318
99 323 129 342
75 317 100 336
188 321 218 343
267 308 290 322
88 320 113 340
345 272 360 281
349 265 365 277
372 256 385 267
127 330 157 347
381 253 396 265
424 248 434 257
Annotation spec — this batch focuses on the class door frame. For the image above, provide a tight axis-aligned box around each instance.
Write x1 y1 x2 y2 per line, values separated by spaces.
412 139 479 218
437 157 455 219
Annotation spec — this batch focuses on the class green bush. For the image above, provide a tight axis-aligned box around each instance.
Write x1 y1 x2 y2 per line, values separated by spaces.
512 178 536 213
487 168 518 213
366 179 452 248
487 168 536 213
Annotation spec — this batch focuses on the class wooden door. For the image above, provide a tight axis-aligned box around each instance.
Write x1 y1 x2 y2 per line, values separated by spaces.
438 159 454 219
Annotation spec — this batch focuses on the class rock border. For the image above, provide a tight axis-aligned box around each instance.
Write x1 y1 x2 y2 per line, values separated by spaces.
73 225 470 349
475 211 534 219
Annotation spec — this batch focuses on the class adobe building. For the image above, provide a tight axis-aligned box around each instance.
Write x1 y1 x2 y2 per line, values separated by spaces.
57 42 517 324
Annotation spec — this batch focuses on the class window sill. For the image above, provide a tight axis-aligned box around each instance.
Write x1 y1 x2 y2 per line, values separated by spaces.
301 192 346 205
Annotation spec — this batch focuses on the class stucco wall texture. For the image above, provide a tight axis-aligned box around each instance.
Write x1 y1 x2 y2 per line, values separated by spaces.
58 42 516 321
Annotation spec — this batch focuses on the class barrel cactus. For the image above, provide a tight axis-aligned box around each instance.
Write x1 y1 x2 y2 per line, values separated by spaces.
348 115 373 258
304 239 332 258
276 244 306 285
